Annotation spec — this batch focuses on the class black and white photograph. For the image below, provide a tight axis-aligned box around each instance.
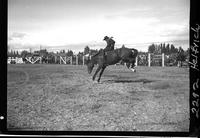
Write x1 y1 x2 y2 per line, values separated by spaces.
5 0 193 134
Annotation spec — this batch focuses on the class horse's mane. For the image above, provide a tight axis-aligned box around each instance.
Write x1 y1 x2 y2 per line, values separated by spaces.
91 47 127 58
92 49 103 58
92 52 99 57
92 48 120 58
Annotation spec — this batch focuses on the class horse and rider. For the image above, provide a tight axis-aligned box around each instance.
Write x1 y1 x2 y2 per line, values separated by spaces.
86 36 138 82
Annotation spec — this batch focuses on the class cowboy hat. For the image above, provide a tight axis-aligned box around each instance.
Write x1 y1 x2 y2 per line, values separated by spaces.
103 36 109 40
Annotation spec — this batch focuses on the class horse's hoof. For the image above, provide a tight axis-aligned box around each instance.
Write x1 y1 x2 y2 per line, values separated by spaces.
130 68 136 72
92 80 98 84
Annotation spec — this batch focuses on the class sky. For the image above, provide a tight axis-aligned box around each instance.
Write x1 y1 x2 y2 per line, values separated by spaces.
8 0 190 53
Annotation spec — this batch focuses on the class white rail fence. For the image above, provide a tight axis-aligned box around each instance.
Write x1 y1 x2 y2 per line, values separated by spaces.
8 53 166 67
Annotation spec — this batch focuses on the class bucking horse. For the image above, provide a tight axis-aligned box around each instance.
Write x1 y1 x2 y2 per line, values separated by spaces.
86 46 138 82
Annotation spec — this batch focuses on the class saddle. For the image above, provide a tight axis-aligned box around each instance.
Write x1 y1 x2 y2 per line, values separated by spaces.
103 49 113 61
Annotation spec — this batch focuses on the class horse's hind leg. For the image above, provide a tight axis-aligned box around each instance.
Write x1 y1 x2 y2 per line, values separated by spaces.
127 59 136 72
130 64 136 72
130 60 136 72
125 62 131 68
97 66 106 82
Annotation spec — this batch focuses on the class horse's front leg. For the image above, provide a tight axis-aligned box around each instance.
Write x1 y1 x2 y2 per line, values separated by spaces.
97 66 106 82
92 66 102 81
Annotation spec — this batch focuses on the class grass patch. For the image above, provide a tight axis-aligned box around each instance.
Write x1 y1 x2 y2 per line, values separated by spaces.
148 82 171 90
7 70 27 85
7 64 189 131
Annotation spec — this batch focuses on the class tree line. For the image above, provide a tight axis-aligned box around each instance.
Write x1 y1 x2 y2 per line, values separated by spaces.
8 43 189 60
7 46 97 58
7 49 75 58
148 43 189 55
147 43 189 65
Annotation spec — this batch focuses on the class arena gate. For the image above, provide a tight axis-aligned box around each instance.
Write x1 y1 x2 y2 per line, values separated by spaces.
148 53 165 67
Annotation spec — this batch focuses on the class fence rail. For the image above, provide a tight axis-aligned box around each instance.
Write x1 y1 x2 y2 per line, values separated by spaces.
8 53 186 67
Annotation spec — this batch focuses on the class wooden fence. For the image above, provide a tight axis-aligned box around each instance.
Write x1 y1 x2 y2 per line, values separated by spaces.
8 53 178 67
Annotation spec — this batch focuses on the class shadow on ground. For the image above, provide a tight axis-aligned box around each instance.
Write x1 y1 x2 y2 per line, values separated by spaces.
104 79 156 84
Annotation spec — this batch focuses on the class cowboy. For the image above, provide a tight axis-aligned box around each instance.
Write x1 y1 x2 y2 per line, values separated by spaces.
103 36 115 52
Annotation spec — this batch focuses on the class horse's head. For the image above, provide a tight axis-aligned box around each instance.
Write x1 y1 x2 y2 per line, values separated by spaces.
86 59 94 74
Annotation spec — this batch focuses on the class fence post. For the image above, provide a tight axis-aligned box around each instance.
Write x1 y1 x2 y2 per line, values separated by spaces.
54 56 56 64
148 53 151 67
47 56 48 64
135 56 138 66
83 56 84 65
76 55 78 65
70 56 72 65
40 57 42 64
162 53 165 67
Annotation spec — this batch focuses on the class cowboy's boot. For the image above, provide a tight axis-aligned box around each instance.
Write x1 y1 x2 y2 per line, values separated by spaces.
103 50 107 61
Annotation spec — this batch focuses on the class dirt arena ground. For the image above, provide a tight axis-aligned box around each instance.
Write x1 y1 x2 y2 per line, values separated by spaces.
7 64 189 131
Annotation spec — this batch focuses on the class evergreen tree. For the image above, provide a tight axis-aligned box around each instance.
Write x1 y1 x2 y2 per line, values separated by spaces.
10 50 13 57
21 50 29 58
13 51 16 57
166 43 170 54
170 44 176 53
60 50 65 53
16 51 19 56
160 43 163 53
148 43 156 53
177 46 186 62
66 50 73 57
162 43 166 54
7 50 11 57
158 44 161 53
84 46 90 55
185 48 190 61
178 46 184 53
